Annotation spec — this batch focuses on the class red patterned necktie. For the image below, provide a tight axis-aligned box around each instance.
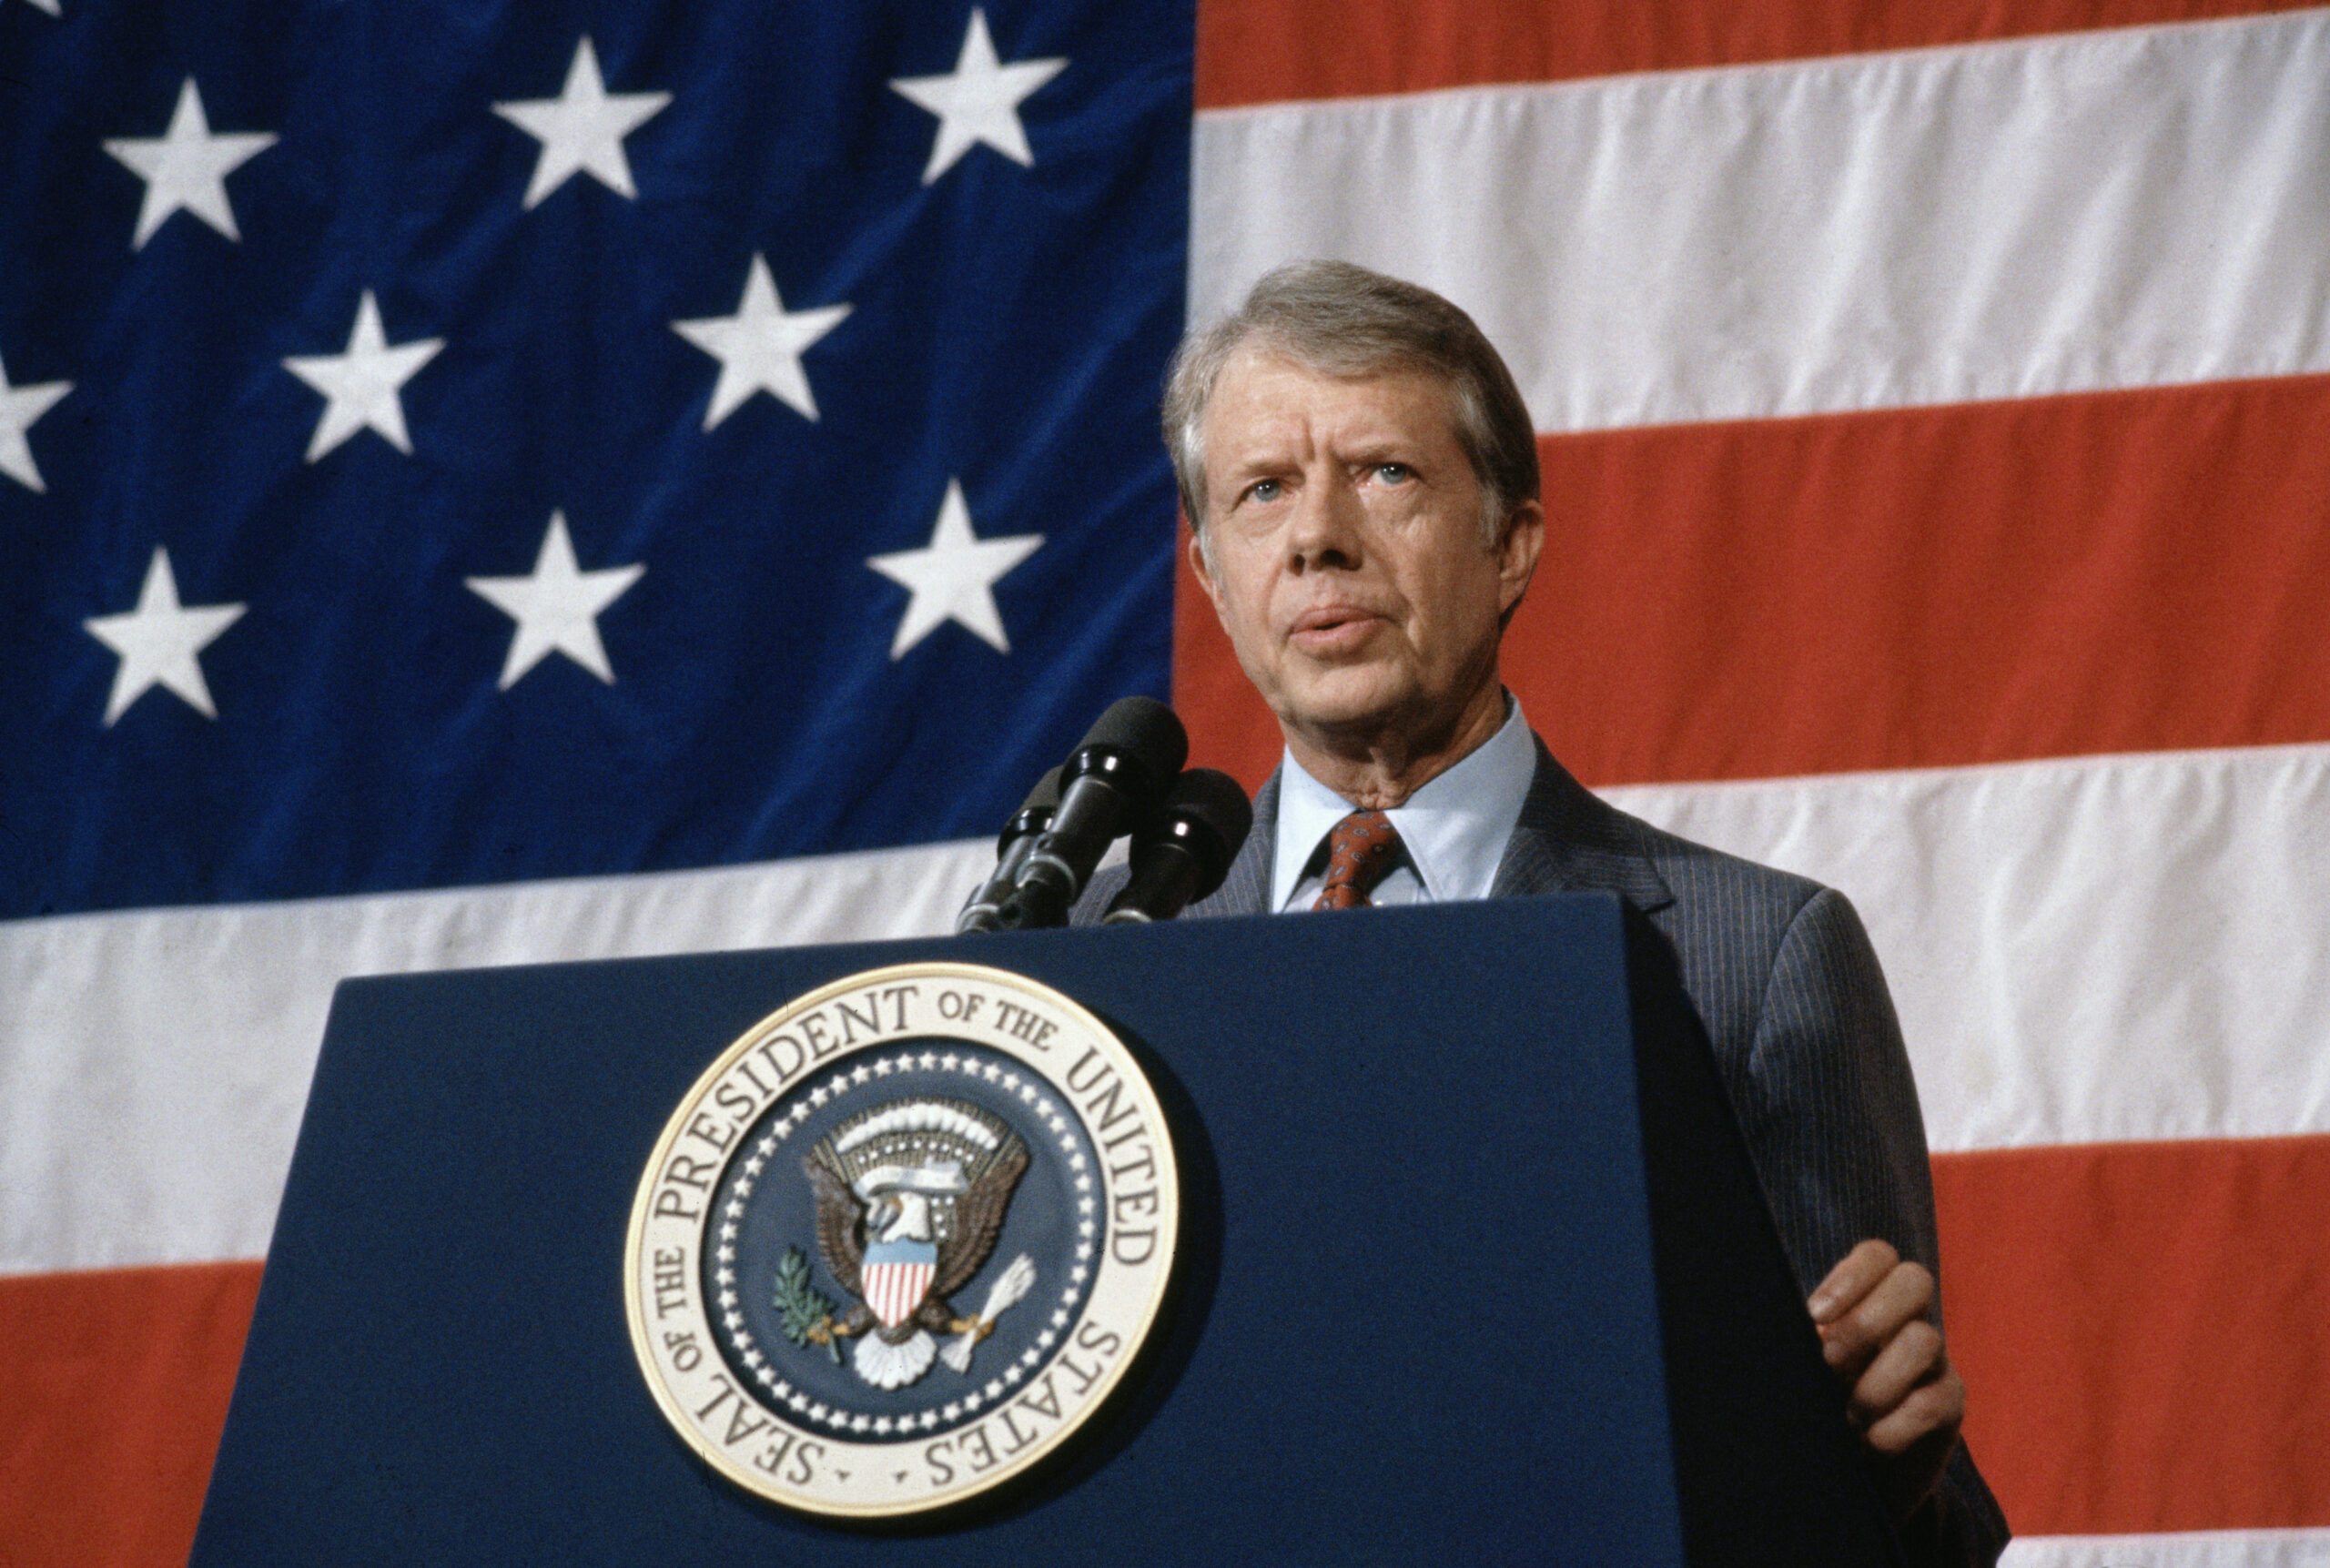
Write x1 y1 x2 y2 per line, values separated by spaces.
1312 810 1403 910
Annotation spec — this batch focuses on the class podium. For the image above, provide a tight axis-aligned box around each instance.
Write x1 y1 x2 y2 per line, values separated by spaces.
191 895 1900 1563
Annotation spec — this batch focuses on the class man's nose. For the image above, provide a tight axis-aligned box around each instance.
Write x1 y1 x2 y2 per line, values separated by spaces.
1284 472 1362 570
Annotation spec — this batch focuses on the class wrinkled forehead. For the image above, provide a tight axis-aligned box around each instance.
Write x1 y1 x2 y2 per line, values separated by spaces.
1201 344 1464 462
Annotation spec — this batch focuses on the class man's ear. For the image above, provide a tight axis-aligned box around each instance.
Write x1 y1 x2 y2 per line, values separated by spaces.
1496 500 1545 619
1186 517 1229 621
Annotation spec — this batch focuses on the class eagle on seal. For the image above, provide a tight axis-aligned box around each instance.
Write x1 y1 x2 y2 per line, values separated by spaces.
801 1097 1032 1389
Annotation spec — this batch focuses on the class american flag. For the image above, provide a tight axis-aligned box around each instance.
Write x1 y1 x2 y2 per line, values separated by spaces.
2 0 1182 1556
5 1 2329 1563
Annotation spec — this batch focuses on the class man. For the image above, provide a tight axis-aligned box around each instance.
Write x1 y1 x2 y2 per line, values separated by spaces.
1093 260 2008 1562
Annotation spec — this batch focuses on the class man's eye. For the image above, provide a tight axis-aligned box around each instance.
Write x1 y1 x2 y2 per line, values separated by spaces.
1374 463 1412 484
1247 478 1282 503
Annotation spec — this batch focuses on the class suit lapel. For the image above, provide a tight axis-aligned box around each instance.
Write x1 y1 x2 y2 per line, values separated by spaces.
1488 740 1675 915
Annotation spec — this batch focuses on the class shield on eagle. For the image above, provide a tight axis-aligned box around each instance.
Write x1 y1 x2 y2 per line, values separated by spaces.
859 1239 937 1329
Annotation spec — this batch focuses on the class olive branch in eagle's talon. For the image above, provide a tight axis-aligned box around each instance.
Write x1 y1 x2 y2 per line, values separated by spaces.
773 1245 841 1362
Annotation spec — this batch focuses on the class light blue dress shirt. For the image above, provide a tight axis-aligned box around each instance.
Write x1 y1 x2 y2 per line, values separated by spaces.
1271 694 1536 912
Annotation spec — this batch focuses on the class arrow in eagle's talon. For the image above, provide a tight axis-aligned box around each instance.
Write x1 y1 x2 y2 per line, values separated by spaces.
941 1253 1037 1373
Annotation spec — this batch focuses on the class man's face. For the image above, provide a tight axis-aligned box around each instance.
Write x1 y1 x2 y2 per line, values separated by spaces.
1191 348 1542 761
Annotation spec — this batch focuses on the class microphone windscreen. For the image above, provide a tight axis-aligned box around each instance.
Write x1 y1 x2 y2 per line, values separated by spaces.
1021 765 1064 813
1165 768 1254 889
991 764 1063 853
1075 695 1189 786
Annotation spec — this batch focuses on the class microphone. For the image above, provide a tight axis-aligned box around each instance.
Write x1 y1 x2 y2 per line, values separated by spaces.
955 766 1063 934
1102 768 1253 924
996 696 1188 930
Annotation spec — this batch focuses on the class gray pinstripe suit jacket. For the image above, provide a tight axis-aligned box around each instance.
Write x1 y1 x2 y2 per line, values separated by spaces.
1079 736 2008 1563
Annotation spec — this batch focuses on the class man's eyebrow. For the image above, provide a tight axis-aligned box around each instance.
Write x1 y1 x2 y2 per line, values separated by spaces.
1219 449 1291 479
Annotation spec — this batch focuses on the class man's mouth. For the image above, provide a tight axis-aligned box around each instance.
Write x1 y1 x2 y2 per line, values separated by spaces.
1289 604 1386 650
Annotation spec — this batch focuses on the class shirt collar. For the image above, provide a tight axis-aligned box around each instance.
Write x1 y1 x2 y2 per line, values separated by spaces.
1270 694 1536 910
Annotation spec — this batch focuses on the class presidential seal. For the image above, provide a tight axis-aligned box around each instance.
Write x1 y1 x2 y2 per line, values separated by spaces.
624 961 1179 1519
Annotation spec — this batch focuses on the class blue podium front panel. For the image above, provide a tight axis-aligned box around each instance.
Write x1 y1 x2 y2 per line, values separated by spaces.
191 896 1877 1563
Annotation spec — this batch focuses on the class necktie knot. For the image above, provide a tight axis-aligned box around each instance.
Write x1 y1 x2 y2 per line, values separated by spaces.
1312 810 1402 910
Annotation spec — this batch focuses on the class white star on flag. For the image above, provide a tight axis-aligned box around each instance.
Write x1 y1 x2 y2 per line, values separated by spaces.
102 77 278 250
281 291 445 461
867 479 1042 658
21 0 61 15
492 35 671 210
0 350 72 493
671 254 851 427
83 546 247 725
889 8 1067 185
465 511 644 689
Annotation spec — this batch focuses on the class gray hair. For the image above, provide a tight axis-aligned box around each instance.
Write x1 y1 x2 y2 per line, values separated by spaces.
1161 260 1540 551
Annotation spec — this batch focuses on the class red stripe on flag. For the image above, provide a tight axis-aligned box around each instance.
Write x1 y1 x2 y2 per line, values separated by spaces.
16 1148 2327 1544
1196 0 2322 107
0 1261 262 1568
1177 375 2330 789
1935 1136 2330 1533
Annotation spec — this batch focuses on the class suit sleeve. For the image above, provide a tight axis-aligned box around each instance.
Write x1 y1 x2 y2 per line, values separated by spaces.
1741 886 1938 1292
1743 886 2011 1568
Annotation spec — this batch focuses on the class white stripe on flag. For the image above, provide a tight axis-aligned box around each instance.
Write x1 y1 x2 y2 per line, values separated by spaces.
2002 1529 2330 1567
1605 743 2330 1153
1190 10 2330 430
13 743 2325 1270
0 839 992 1275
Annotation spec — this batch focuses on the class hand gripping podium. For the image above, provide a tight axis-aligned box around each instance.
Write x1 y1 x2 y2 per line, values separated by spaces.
192 894 1902 1564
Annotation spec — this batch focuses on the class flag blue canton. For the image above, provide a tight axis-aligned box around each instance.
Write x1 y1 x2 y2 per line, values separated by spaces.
0 0 1190 918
